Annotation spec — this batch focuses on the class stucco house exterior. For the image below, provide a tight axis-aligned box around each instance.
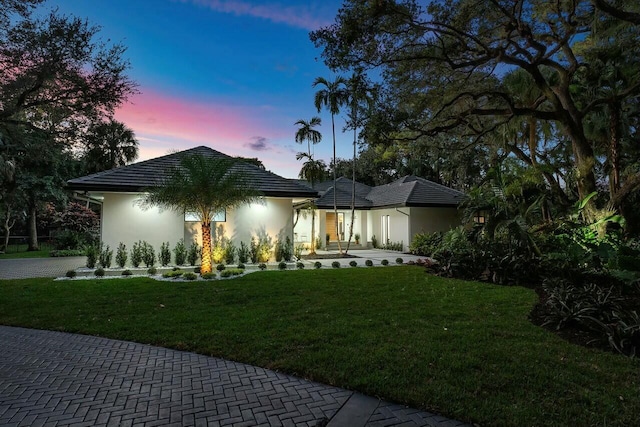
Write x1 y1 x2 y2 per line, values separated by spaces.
67 146 317 258
294 176 464 252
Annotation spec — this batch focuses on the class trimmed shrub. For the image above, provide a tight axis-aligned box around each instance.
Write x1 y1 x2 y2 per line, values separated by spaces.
296 262 305 269
115 243 127 268
349 260 357 267
142 241 155 267
275 236 293 262
224 240 236 265
216 264 226 272
238 241 250 264
314 261 322 269
381 259 389 266
278 261 287 270
187 242 201 266
396 257 403 264
220 268 244 278
258 263 267 270
201 272 216 280
85 244 98 268
147 267 157 275
94 267 105 277
160 242 171 266
183 272 198 280
66 269 77 278
365 259 373 267
252 235 273 263
122 269 132 276
332 261 340 269
174 239 187 266
99 245 113 268
371 235 378 248
194 266 201 274
131 241 143 268
237 263 245 270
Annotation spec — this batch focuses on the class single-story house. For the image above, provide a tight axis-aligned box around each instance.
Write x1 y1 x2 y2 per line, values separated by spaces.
293 176 464 251
67 146 317 259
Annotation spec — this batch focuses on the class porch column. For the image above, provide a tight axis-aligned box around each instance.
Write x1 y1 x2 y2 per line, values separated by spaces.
360 211 368 246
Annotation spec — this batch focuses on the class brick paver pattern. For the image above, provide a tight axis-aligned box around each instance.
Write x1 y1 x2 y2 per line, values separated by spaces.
0 326 470 427
0 257 85 279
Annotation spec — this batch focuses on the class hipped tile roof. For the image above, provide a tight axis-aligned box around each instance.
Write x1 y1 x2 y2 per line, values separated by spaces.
67 146 318 198
312 175 464 209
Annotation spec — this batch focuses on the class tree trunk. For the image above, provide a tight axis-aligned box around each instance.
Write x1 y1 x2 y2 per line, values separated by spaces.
310 204 317 255
2 207 15 252
201 221 212 274
331 113 343 254
345 118 357 254
609 101 621 197
28 204 39 251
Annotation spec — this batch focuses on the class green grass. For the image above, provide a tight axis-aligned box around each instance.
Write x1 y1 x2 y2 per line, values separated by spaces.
0 267 638 426
0 243 52 259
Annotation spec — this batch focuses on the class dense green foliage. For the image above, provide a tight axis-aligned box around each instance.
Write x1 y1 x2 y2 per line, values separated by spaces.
1 269 638 426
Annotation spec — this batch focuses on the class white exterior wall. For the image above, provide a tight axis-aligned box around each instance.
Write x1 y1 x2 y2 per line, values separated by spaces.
185 198 294 256
408 207 461 237
292 209 320 246
369 208 410 249
101 193 184 257
101 193 294 265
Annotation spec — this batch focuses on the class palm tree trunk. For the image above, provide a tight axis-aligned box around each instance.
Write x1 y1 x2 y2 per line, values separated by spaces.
201 221 213 274
310 204 316 255
332 113 343 254
345 109 357 254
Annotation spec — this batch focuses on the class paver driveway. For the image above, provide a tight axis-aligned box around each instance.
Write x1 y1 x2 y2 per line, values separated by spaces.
0 257 85 279
0 326 470 427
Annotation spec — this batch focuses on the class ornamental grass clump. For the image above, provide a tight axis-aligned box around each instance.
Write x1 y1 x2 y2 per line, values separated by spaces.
258 263 267 270
296 262 305 270
365 259 373 267
332 261 340 268
201 272 216 280
220 268 244 278
121 269 132 276
381 259 389 266
278 261 287 270
94 267 105 277
216 264 226 271
396 257 403 264
349 260 357 267
66 270 77 278
314 261 322 269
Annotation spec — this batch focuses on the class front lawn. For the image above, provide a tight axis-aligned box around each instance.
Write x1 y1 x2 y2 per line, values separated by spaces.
0 267 637 426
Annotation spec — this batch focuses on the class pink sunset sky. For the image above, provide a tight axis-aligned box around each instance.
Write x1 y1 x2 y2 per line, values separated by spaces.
54 0 353 178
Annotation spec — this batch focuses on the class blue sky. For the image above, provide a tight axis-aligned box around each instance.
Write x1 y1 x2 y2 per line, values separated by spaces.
48 0 353 177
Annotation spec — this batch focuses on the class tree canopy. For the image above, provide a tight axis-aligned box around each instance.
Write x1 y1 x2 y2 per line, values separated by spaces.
311 0 640 226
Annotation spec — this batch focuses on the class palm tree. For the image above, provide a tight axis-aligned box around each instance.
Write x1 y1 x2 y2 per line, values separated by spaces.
84 119 138 173
141 154 258 274
313 76 348 253
295 117 323 254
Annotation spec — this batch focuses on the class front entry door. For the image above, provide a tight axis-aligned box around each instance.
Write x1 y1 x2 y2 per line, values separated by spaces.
326 212 344 241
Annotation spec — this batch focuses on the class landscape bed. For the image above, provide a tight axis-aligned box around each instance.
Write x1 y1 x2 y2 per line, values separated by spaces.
0 266 638 426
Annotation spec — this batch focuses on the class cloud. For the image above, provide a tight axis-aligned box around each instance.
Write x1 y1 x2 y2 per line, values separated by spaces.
113 90 308 178
180 0 332 30
245 136 270 151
